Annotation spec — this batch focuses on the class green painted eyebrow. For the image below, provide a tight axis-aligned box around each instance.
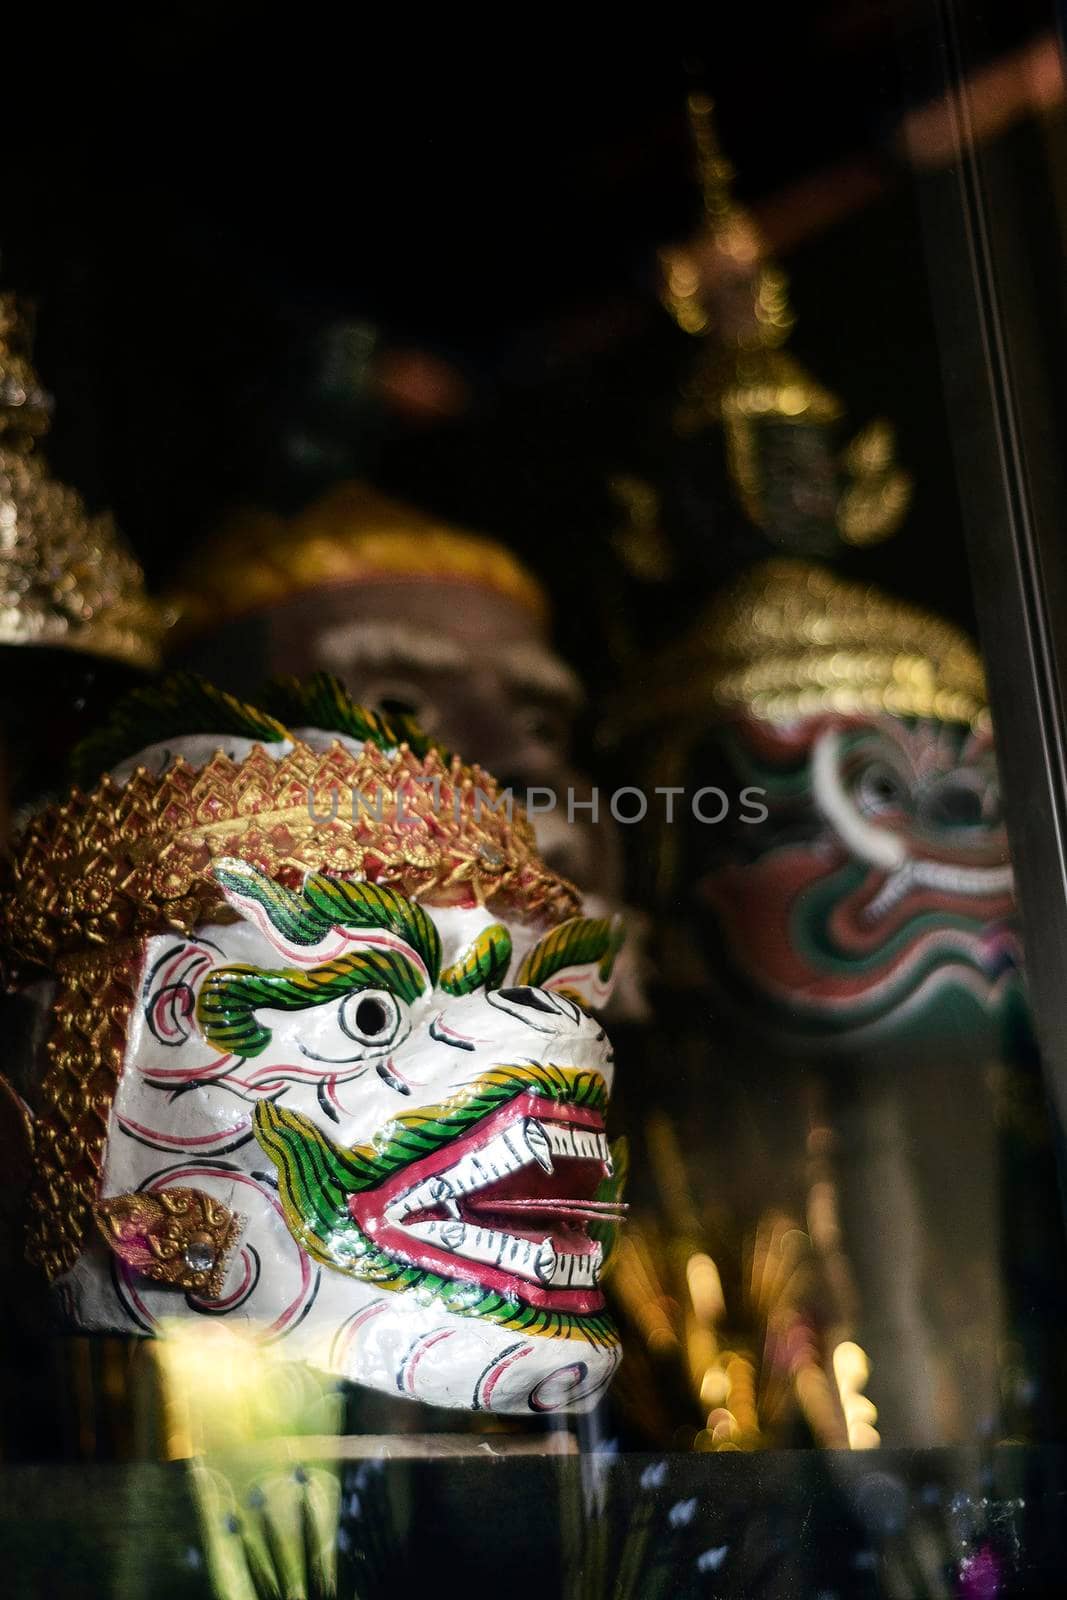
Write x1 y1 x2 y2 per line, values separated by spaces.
213 860 442 983
440 924 512 995
196 947 425 1058
514 916 625 989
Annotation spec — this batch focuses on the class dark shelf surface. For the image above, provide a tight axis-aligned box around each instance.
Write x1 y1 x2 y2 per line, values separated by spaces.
2 1444 1064 1598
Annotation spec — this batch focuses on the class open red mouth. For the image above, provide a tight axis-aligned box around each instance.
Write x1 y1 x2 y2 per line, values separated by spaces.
347 1090 623 1314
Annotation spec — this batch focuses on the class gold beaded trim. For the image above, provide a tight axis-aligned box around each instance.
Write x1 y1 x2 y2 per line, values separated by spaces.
1 738 580 975
26 946 140 1279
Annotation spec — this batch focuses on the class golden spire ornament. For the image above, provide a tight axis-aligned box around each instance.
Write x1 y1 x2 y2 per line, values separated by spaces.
663 93 911 555
0 293 162 670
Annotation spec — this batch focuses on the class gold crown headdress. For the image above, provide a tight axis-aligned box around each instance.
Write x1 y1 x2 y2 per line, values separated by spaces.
627 560 988 733
1 672 580 975
166 479 549 644
0 293 162 671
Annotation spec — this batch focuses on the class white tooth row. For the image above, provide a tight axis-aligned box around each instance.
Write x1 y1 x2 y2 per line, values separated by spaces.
388 1125 535 1222
399 1219 604 1288
402 1218 546 1278
382 1112 608 1289
543 1123 609 1163
864 858 1014 925
863 864 912 924
538 1240 603 1288
386 1116 607 1225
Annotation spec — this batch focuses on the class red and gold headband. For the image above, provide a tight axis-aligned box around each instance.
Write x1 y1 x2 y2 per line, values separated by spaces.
2 739 579 975
1 674 581 976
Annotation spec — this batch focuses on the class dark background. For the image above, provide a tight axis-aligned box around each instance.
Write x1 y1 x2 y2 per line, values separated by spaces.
2 2 1060 680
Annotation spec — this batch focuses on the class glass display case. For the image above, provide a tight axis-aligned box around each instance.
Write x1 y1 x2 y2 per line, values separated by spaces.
4 5 1067 1595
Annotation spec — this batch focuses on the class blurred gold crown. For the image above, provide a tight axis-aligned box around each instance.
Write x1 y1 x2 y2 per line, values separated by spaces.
167 479 549 644
634 560 989 731
0 293 162 671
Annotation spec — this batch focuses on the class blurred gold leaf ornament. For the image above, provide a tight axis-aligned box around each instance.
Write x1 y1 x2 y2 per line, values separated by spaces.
837 419 914 546
0 291 163 670
663 93 912 555
606 1111 878 1453
607 474 674 582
